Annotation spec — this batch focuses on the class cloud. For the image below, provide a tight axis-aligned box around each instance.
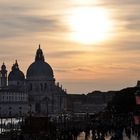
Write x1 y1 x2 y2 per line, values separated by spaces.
75 68 92 72
98 0 140 6
47 50 85 58
55 69 68 73
0 0 70 39
126 22 140 31
0 15 65 38
109 40 140 52
96 0 140 34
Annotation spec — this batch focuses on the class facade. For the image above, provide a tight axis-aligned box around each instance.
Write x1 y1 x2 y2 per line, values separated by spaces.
0 45 67 117
0 90 28 117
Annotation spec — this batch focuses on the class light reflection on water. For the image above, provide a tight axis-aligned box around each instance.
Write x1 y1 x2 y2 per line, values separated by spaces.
0 119 138 140
0 118 22 134
77 131 137 140
77 131 111 140
0 118 21 124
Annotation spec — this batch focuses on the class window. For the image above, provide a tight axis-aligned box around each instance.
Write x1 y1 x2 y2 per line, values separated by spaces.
50 84 53 91
40 83 43 91
17 81 19 86
19 107 22 110
44 83 47 91
19 111 22 116
9 107 12 110
9 111 11 116
35 103 41 113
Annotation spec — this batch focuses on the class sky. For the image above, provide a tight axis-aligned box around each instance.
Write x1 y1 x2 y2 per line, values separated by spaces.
0 0 140 94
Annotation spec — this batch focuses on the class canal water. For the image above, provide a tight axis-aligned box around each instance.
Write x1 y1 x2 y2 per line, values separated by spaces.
77 131 137 140
0 118 138 140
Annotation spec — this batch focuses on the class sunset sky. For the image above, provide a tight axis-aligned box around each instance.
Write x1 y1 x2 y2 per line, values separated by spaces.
0 0 140 94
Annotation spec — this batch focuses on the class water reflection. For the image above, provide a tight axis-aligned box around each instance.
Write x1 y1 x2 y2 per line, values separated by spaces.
0 118 22 134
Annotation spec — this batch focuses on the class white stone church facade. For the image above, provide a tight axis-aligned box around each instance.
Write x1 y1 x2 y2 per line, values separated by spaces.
0 45 67 117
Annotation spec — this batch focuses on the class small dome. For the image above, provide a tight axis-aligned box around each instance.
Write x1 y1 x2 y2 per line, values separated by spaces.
8 61 25 81
26 45 54 79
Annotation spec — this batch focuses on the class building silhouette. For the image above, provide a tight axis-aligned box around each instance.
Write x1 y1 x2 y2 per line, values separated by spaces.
0 45 67 117
0 45 116 118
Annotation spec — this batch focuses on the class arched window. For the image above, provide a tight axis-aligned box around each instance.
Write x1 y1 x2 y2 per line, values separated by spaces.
44 83 47 91
50 84 53 91
35 103 41 113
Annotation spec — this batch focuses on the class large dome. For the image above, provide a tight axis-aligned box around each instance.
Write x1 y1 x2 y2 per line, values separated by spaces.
8 61 25 81
27 61 53 79
26 45 54 79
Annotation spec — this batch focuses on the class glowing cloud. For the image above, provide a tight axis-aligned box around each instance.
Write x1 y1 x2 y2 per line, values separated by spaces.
67 7 114 44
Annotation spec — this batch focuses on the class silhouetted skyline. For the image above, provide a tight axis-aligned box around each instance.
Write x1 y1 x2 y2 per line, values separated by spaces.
0 0 139 93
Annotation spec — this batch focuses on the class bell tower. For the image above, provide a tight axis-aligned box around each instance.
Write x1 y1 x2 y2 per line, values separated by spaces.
0 63 7 88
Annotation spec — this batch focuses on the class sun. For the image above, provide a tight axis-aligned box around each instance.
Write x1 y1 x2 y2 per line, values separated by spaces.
67 7 113 44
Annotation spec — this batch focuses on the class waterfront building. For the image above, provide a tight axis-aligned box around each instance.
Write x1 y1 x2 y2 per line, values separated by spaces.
0 45 116 118
0 45 67 117
67 91 115 114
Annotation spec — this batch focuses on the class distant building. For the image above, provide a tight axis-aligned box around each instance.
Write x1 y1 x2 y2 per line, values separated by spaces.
67 91 115 114
0 45 67 117
134 81 140 126
137 81 140 88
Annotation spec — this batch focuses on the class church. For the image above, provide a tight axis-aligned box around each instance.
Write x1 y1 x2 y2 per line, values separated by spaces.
0 45 67 117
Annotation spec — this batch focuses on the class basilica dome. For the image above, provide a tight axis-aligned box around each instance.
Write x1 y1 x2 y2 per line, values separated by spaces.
26 45 54 79
8 61 25 81
27 61 53 78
